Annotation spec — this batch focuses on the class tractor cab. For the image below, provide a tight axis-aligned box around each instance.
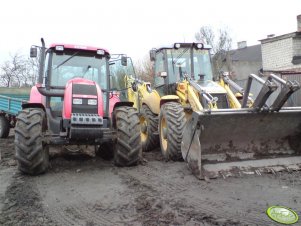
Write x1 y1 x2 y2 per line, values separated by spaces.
45 44 110 114
29 42 114 137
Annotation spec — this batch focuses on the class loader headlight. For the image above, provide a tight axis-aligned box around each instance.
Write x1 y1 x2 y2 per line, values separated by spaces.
73 98 83 105
174 43 181 49
195 43 203 49
87 99 97 105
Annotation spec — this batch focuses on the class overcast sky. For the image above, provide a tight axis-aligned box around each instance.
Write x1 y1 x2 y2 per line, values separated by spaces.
0 0 300 63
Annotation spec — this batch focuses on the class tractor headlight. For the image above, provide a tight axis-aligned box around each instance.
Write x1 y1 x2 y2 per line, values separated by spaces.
97 49 105 55
73 98 83 105
55 45 64 51
87 99 97 105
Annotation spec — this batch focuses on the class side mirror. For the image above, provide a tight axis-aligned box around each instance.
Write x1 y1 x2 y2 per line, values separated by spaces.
30 47 38 58
131 82 138 92
121 55 127 66
149 50 156 61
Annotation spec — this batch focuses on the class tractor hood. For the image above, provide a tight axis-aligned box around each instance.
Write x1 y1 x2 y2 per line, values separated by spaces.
196 80 227 94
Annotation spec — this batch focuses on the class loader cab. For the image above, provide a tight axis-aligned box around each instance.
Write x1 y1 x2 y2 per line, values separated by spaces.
109 54 136 101
151 43 213 96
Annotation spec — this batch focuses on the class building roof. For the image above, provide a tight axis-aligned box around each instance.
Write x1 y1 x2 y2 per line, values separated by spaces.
259 32 301 44
229 44 262 62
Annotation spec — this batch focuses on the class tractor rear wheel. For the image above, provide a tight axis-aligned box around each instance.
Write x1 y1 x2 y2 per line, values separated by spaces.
159 102 186 161
114 106 141 166
0 115 10 138
15 108 49 175
140 105 159 152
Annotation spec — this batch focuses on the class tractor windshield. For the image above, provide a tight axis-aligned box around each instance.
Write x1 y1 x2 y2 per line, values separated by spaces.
49 50 108 89
167 48 213 83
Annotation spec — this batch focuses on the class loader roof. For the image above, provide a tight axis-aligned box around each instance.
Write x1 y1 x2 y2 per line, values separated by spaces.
154 42 211 52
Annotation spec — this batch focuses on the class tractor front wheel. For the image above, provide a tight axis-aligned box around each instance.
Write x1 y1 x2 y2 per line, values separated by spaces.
114 106 141 166
159 102 186 161
15 108 49 175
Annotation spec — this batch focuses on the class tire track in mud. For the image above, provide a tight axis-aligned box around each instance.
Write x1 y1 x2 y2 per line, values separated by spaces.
0 173 56 226
44 204 115 226
120 161 277 226
38 184 114 225
118 166 243 226
34 161 138 226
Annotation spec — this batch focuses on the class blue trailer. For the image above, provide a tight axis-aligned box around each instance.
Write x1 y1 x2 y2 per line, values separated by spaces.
0 87 30 138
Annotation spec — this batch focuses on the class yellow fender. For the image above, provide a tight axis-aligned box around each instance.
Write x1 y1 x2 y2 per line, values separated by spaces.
160 95 180 108
142 91 161 115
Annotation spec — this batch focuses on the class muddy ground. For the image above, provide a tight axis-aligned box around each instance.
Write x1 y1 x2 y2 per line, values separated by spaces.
1 132 301 226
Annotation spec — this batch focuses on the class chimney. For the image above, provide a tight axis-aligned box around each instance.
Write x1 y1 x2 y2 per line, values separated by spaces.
298 15 301 32
237 41 247 49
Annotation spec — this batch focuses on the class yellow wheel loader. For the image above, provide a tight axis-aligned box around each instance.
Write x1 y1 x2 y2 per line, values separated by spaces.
124 75 161 151
147 42 301 179
109 55 161 152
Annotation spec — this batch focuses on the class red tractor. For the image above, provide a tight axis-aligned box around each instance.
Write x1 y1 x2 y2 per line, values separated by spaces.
14 38 141 175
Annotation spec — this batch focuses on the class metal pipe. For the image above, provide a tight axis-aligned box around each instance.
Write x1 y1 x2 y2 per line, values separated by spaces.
37 87 64 97
223 75 244 93
201 108 301 115
268 74 300 111
38 38 46 84
242 75 253 108
280 106 301 110
269 74 287 84
250 73 265 84
105 56 110 118
190 46 194 79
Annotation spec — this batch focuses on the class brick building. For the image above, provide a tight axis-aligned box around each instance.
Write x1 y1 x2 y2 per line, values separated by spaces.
259 15 301 105
260 31 301 74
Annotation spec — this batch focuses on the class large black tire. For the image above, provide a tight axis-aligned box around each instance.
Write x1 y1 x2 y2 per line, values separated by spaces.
114 106 141 166
14 108 49 175
140 105 159 152
0 115 10 138
159 102 186 161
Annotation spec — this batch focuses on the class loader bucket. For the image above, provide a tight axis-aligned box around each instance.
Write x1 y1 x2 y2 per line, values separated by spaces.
181 108 301 179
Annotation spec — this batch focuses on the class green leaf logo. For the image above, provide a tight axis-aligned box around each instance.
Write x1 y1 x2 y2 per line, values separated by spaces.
266 206 299 224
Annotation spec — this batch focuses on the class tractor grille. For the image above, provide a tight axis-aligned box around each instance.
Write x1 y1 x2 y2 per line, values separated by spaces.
211 94 230 109
72 84 98 114
73 84 97 95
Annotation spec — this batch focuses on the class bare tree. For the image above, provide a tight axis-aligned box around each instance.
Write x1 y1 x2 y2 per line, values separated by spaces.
26 56 39 86
195 26 233 79
134 55 154 83
0 52 39 87
0 53 24 87
0 61 13 87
